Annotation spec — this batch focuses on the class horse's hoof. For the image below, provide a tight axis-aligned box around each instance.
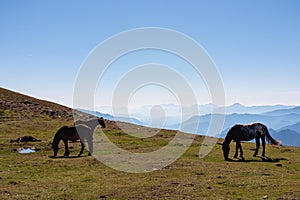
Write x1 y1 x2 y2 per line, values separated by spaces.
253 154 257 157
234 155 238 158
88 153 92 156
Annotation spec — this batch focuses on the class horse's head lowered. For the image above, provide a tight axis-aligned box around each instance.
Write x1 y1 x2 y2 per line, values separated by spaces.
222 143 230 161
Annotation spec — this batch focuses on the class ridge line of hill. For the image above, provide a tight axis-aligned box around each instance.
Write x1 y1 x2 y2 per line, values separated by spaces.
0 87 72 121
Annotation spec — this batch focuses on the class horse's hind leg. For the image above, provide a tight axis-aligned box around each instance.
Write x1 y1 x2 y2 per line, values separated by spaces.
253 137 260 157
234 141 239 158
78 140 85 157
63 140 70 157
261 136 266 157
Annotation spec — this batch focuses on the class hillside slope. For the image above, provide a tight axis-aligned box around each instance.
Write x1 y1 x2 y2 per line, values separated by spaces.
0 88 299 199
0 87 72 121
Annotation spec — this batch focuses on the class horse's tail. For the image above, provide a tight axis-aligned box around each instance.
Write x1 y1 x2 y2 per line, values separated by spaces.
52 126 66 149
264 126 281 145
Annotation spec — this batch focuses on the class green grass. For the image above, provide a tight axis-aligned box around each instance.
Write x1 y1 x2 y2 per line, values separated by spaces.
0 118 299 199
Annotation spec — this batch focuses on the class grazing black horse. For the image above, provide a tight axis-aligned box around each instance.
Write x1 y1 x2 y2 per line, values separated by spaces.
52 118 106 157
222 123 280 161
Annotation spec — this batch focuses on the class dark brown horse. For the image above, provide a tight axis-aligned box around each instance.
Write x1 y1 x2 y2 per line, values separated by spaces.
52 125 92 157
222 123 281 161
52 118 106 157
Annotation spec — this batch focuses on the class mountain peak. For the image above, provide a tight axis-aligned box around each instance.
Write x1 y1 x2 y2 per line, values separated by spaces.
230 102 244 107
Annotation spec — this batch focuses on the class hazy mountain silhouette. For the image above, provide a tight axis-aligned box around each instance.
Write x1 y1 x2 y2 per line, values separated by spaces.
273 129 300 147
279 122 300 133
263 106 300 116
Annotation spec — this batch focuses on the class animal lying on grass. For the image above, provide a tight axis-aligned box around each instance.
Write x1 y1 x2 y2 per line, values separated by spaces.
222 122 281 161
10 136 41 143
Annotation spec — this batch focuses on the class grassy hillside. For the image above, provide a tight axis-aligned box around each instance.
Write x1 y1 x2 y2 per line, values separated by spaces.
0 88 299 199
0 87 72 121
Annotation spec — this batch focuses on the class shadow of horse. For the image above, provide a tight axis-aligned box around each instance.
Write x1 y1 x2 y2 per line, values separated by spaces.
226 156 287 163
48 155 86 159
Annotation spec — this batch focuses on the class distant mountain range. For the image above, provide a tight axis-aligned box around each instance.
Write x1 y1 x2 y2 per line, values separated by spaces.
279 122 300 133
78 109 146 127
273 129 300 147
96 103 295 115
262 106 300 116
95 103 300 147
216 103 295 115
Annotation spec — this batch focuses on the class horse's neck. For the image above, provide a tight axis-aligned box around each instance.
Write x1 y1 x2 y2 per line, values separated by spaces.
224 134 233 145
87 119 98 131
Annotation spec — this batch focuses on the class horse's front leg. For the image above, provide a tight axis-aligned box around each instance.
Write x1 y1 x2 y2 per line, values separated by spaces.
235 141 244 160
63 139 70 157
87 136 93 156
78 140 85 157
253 137 260 157
53 145 58 157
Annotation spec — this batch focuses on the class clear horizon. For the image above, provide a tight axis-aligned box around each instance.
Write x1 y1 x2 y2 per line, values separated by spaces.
3 86 299 108
1 1 299 107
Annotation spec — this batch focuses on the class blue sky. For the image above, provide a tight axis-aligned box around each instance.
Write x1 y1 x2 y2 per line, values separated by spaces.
0 0 299 107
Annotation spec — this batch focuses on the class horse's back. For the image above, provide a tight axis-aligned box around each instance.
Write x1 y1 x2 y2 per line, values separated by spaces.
228 124 256 141
55 125 79 141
